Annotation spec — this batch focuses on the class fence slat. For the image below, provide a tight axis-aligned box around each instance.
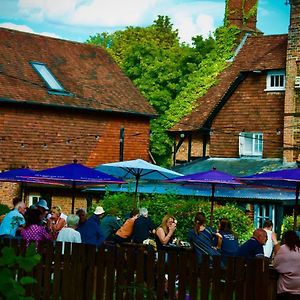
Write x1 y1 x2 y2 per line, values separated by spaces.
0 240 279 300
146 248 156 300
167 249 178 300
95 246 106 300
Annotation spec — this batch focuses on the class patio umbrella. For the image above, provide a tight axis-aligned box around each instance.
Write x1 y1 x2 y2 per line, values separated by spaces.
96 159 182 208
0 168 64 201
22 161 125 213
164 168 242 226
239 167 300 230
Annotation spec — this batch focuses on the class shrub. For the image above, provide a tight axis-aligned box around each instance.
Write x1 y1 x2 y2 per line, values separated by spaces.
97 192 254 244
0 243 41 300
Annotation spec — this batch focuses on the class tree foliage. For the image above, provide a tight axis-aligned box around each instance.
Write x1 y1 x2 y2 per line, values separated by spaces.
95 192 254 243
86 16 240 165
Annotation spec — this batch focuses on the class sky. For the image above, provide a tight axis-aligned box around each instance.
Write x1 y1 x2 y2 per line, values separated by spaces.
0 0 290 45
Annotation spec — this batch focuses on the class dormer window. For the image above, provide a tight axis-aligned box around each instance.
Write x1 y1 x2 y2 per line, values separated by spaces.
265 70 285 91
30 61 70 95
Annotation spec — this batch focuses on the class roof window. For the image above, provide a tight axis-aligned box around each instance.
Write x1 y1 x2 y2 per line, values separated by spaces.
30 61 69 95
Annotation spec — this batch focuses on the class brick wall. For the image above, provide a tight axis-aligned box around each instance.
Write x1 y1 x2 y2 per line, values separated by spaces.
209 72 284 158
0 103 151 211
284 0 300 162
0 104 151 170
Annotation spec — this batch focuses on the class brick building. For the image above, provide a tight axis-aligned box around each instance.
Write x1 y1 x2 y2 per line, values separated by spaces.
169 0 300 229
0 28 156 211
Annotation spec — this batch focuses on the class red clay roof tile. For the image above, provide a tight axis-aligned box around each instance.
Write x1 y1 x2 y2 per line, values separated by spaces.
170 34 287 132
0 28 157 117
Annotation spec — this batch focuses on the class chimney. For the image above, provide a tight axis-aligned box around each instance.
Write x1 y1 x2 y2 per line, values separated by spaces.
283 0 300 162
225 0 258 32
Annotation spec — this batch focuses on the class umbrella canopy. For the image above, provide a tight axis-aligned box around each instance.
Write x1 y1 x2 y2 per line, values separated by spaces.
0 168 36 182
239 168 300 230
22 162 125 213
164 169 242 226
96 159 182 207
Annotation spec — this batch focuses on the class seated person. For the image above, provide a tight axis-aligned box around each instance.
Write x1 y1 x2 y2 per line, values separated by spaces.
187 212 220 264
0 201 26 238
114 209 139 243
47 206 66 240
237 228 267 259
132 207 155 244
20 209 51 248
57 214 81 254
155 214 177 250
100 207 123 240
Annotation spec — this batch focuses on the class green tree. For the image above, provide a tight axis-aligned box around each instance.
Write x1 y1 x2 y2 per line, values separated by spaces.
86 17 240 166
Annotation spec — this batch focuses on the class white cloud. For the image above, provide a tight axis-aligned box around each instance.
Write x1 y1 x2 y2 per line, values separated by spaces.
172 13 215 44
15 0 225 44
0 22 61 38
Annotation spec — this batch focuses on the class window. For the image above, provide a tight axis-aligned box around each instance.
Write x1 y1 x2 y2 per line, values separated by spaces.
239 132 263 157
30 61 68 94
266 70 285 91
28 194 41 207
254 204 275 228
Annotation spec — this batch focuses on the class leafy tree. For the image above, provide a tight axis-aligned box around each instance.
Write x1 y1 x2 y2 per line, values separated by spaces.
86 17 240 166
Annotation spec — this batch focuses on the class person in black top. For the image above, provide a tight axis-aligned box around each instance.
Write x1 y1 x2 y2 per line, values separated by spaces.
237 228 267 259
155 214 176 250
132 207 155 243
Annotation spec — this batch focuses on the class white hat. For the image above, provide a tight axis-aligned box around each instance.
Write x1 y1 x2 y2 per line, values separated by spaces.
94 206 105 215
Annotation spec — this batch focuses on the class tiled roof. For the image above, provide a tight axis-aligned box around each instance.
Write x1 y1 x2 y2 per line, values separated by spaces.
0 28 157 117
172 157 296 177
170 34 287 132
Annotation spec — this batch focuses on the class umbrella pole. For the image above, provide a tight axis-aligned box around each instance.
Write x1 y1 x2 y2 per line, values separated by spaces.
71 182 76 214
294 183 299 231
209 184 215 227
134 175 140 209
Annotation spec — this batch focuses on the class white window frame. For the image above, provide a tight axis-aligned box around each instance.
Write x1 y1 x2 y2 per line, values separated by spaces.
265 70 285 91
239 132 263 157
28 194 41 207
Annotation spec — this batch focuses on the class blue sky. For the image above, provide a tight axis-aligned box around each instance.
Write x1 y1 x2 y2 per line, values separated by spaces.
0 0 290 44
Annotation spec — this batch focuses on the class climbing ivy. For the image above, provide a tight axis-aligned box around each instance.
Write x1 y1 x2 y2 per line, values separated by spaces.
86 16 240 166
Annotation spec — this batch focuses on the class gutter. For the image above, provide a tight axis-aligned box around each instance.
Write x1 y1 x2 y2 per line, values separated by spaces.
0 97 157 119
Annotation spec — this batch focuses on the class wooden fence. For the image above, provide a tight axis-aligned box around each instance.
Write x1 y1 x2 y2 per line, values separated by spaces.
0 239 278 300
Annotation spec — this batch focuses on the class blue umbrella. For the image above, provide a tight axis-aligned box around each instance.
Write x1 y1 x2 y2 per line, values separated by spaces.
22 161 125 213
97 159 182 208
239 167 300 230
164 169 242 226
0 168 63 201
0 168 35 182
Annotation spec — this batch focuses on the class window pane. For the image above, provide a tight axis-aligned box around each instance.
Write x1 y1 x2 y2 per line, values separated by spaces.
32 63 64 91
270 76 275 87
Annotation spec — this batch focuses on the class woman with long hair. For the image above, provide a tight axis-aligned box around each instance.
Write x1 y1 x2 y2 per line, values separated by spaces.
187 212 220 264
273 230 300 299
217 218 239 256
155 214 177 250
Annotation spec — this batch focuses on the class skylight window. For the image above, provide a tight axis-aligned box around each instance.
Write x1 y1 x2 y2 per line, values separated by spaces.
30 61 66 93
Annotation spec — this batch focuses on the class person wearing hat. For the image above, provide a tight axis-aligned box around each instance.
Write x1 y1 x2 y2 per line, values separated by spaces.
76 206 105 247
34 199 50 226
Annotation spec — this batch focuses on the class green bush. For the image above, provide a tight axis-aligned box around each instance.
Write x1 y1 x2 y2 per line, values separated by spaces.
0 204 10 216
0 243 41 300
96 192 254 244
281 215 300 233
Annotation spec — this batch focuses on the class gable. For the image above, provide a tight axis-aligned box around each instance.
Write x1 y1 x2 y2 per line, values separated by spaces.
170 34 287 132
0 28 157 118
